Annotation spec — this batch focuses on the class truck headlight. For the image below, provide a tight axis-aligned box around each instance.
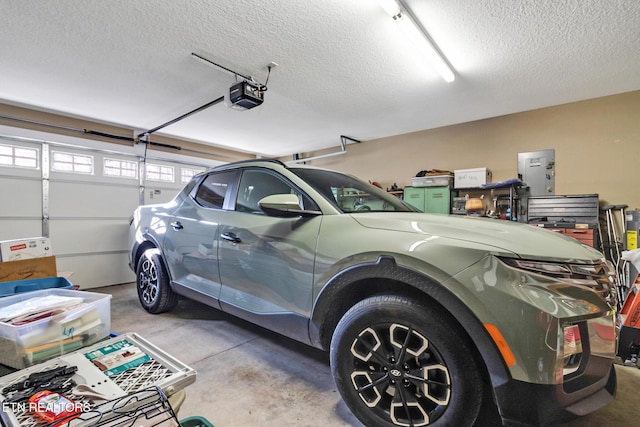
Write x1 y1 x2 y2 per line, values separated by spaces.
499 257 618 308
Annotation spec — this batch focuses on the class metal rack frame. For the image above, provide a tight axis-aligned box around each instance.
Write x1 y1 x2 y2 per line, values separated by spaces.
0 333 196 427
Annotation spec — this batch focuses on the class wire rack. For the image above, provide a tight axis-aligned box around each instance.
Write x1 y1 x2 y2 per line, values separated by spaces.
0 333 195 427
52 387 180 427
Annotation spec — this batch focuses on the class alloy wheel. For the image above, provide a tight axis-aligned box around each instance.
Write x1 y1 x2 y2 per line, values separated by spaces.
138 258 158 305
348 322 451 426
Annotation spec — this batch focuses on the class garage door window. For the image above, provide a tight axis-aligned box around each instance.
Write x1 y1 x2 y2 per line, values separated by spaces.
181 167 205 184
52 151 94 174
104 158 138 178
0 144 38 169
146 164 174 182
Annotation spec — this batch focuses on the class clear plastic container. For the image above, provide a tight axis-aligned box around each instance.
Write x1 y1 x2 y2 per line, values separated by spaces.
0 288 111 368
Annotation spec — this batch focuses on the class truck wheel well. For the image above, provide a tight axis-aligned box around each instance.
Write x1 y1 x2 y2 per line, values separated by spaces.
318 277 458 350
315 274 498 401
133 241 157 272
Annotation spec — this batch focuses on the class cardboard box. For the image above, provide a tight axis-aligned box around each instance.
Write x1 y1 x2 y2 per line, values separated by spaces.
454 168 492 188
0 237 52 261
0 256 57 283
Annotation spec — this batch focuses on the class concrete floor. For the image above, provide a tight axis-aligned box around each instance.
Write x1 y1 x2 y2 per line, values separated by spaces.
97 283 640 427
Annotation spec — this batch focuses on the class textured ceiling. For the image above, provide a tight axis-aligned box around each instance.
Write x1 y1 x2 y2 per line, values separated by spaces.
1 0 639 157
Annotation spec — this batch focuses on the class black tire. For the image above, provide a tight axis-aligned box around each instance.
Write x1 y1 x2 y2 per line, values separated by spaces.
136 248 178 314
330 295 483 427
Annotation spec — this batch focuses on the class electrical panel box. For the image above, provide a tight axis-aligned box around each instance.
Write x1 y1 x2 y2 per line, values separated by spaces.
518 149 555 196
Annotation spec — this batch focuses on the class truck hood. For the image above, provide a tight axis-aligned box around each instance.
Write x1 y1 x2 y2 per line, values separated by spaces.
351 212 603 262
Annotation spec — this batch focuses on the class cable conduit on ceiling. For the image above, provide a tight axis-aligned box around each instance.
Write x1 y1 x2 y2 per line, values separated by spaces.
288 135 360 164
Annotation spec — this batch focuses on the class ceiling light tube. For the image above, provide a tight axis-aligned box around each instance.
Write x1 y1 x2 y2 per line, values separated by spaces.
377 0 455 83
378 0 401 17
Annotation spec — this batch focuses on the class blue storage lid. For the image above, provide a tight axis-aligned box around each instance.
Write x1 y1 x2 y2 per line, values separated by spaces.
0 277 74 297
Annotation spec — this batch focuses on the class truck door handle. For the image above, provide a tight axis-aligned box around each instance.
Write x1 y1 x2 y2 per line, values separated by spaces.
221 232 241 244
170 221 183 230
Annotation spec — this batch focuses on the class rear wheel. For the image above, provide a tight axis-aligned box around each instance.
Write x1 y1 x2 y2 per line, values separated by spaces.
136 248 178 313
330 295 483 427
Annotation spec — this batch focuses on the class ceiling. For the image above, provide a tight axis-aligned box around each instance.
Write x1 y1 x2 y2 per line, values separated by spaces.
1 0 639 158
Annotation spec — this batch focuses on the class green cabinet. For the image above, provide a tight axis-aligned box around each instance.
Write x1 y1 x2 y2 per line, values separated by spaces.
403 186 452 214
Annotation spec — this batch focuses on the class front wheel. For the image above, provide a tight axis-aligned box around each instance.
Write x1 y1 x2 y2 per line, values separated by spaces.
330 295 484 427
136 248 178 314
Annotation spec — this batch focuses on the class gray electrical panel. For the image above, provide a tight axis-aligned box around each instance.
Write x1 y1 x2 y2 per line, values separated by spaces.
518 149 555 196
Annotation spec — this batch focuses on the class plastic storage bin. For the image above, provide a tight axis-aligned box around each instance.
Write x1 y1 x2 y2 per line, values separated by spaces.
411 175 453 187
0 288 111 369
454 168 492 188
180 416 215 427
0 276 74 298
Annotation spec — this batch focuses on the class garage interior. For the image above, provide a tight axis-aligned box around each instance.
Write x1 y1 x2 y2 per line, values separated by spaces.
1 1 640 426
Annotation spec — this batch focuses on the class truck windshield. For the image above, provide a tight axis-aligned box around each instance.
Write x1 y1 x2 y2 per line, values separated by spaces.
290 168 415 213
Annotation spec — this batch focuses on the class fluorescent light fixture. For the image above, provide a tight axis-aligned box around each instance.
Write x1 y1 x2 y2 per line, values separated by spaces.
378 0 401 17
377 0 455 83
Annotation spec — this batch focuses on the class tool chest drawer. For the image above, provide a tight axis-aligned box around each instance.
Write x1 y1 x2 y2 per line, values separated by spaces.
539 226 596 247
563 228 595 245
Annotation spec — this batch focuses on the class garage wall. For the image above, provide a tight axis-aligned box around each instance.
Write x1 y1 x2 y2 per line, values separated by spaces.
303 90 640 208
0 130 216 289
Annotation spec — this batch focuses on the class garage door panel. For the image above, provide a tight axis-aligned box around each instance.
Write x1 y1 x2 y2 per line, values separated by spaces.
49 219 129 254
0 178 41 216
45 147 140 289
0 220 43 241
0 175 42 241
144 185 183 204
49 181 139 218
56 253 134 289
0 167 40 179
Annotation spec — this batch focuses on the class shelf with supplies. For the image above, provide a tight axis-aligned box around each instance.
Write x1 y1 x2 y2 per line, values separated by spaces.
453 179 528 221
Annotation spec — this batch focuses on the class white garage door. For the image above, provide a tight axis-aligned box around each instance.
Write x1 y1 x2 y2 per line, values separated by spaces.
0 134 212 289
0 137 43 239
